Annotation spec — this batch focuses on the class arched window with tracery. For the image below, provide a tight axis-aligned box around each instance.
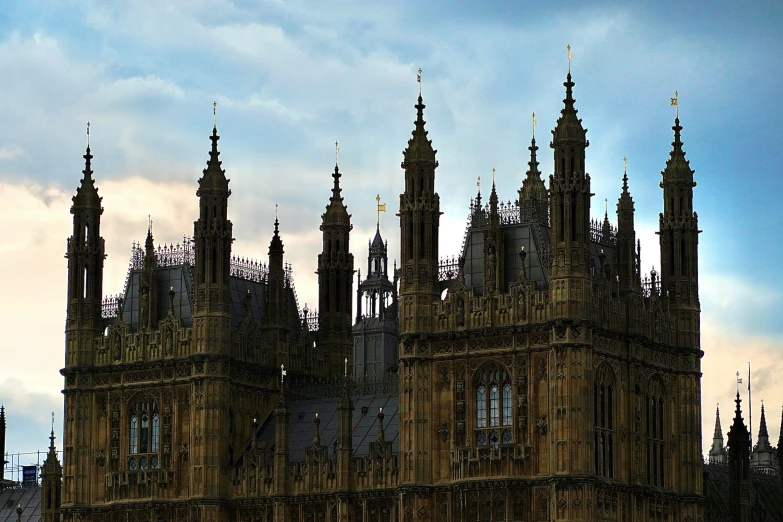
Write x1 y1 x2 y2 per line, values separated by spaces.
594 364 615 478
646 377 665 487
475 363 513 448
128 398 160 471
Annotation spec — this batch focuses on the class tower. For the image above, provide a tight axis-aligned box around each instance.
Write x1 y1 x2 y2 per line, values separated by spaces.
727 391 751 522
65 129 105 366
41 421 63 522
265 214 289 329
353 220 398 378
398 91 441 330
191 120 234 497
193 121 233 320
658 112 700 349
317 160 354 376
63 130 105 507
708 404 728 465
548 70 592 316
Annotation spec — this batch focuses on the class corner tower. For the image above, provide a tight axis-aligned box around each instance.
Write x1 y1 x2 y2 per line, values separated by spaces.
658 108 700 349
65 126 106 366
317 158 354 376
398 91 441 333
549 70 592 317
193 119 233 321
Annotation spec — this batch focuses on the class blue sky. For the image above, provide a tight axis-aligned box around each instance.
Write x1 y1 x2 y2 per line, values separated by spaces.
0 0 781 462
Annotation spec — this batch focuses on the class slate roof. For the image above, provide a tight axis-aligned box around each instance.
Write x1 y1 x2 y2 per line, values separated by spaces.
119 264 303 337
703 463 783 521
0 485 41 522
254 393 399 462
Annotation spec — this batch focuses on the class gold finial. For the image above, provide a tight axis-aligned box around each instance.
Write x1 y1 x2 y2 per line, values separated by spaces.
567 44 573 73
492 168 496 185
275 203 279 221
532 112 538 138
417 68 422 96
51 411 55 432
86 121 90 147
623 156 628 174
335 141 339 166
670 90 679 118
376 194 386 227
213 100 217 128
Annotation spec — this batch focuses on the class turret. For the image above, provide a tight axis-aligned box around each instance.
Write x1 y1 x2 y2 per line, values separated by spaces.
727 391 751 521
708 404 727 465
398 90 441 331
139 224 159 330
484 174 503 295
658 105 700 348
317 155 355 376
616 163 639 293
265 213 288 328
750 402 776 474
519 133 548 227
41 419 63 522
193 116 233 317
548 69 592 316
65 125 106 366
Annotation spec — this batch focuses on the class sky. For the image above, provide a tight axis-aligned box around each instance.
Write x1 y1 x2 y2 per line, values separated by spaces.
0 0 782 467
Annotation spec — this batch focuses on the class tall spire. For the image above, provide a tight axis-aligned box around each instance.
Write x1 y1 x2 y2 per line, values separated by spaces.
758 401 769 439
72 122 101 210
519 129 548 226
708 404 727 465
551 71 587 146
402 93 437 166
713 404 724 440
269 209 284 258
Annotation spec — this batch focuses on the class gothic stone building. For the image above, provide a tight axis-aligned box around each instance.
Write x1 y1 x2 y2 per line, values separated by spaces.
61 70 708 521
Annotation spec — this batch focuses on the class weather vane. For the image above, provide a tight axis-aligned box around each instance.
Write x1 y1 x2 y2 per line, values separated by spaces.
477 175 481 192
532 112 538 138
623 156 628 174
275 203 278 221
213 100 217 127
51 412 55 432
417 68 422 96
492 168 496 185
567 44 573 73
736 370 742 393
335 141 339 166
670 90 679 118
376 194 386 227
87 121 91 147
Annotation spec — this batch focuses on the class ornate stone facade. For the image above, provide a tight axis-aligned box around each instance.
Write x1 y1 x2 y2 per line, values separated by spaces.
60 70 709 521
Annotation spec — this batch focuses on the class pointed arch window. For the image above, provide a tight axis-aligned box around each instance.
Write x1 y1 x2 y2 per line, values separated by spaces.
646 378 665 487
475 364 513 448
128 399 160 471
594 365 615 478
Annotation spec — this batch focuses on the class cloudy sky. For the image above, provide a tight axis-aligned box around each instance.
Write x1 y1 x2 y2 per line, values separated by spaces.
0 0 781 466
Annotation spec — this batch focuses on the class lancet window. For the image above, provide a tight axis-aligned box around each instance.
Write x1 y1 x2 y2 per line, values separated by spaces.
594 364 615 478
475 363 513 448
128 398 160 471
646 377 665 487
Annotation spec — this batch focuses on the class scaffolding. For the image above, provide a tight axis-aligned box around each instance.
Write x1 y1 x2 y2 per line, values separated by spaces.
1 450 62 486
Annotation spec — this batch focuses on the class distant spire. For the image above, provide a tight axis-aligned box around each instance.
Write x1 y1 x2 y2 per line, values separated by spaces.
49 412 56 451
758 401 769 439
198 105 229 193
551 66 587 147
713 404 724 440
269 209 284 258
145 217 155 253
661 110 694 181
489 168 498 209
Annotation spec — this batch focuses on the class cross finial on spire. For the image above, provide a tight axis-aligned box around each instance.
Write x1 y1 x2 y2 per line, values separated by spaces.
51 411 55 433
87 121 91 147
737 370 743 392
417 68 422 96
532 112 537 138
148 215 152 234
670 90 679 119
604 198 608 216
567 44 573 73
213 100 217 128
335 141 339 166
